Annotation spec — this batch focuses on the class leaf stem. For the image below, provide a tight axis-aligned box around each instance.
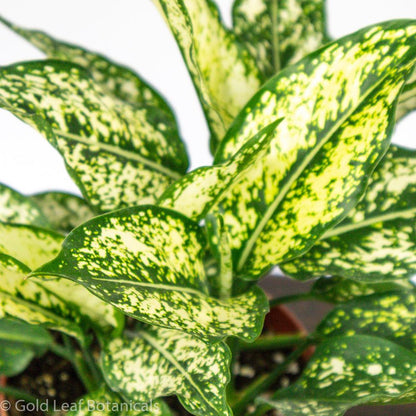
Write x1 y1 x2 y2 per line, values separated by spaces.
271 0 281 73
269 292 316 307
231 339 312 415
0 385 51 411
48 342 74 362
226 337 240 401
239 333 305 351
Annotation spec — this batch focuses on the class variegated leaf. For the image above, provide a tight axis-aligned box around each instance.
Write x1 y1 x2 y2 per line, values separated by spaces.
102 327 231 416
32 191 94 234
311 276 414 303
67 388 172 416
159 120 280 220
0 223 122 341
212 21 416 279
232 0 327 79
33 205 268 341
0 60 188 212
0 317 52 376
153 0 262 147
0 16 178 128
0 183 49 227
396 66 416 120
260 335 416 416
282 145 416 282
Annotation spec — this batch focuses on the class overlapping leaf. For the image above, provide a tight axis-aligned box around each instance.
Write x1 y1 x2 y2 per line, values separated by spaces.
282 145 416 282
0 60 188 212
232 0 327 79
153 0 262 147
67 387 172 416
33 205 268 341
396 66 416 120
32 191 94 233
211 21 416 279
0 223 122 342
0 317 52 376
159 121 280 220
0 16 178 127
102 327 231 416
0 183 49 227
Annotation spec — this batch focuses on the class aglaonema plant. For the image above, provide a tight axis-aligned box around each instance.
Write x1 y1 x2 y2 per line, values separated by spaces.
0 1 416 415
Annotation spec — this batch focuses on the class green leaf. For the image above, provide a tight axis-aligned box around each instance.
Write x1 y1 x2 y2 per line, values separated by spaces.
67 387 172 416
33 205 268 341
0 15 178 132
153 0 262 147
232 0 327 78
102 327 231 416
0 223 122 341
32 191 94 233
396 66 416 120
212 21 416 279
0 60 188 212
0 317 52 376
260 335 416 416
282 145 416 282
159 120 280 220
311 276 414 303
0 183 49 227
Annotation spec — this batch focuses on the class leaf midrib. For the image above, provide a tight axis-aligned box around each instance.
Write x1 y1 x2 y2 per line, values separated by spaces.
237 65 405 272
138 330 219 413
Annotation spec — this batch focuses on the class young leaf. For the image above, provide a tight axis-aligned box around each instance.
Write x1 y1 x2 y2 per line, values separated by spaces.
0 15 178 129
212 21 416 279
0 60 188 212
32 191 94 234
102 327 231 416
0 183 49 227
282 145 416 282
232 0 327 78
153 0 262 147
260 335 416 416
33 205 268 341
159 120 280 220
0 318 52 376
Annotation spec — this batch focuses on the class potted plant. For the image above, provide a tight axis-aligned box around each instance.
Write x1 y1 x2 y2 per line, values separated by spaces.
0 1 416 415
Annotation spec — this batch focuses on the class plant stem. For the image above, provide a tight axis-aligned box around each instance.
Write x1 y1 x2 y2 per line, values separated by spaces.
231 340 312 416
49 342 73 362
0 385 49 408
269 292 316 307
226 337 240 401
239 333 305 351
81 344 102 387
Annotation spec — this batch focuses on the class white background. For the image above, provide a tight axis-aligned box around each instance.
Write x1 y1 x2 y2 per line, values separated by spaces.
0 0 415 195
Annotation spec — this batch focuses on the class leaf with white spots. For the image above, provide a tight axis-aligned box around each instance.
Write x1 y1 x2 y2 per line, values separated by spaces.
0 183 49 227
310 275 414 303
260 335 416 416
232 0 327 79
102 327 231 416
0 317 52 376
396 66 416 120
159 120 280 220
67 387 173 416
212 21 416 279
153 0 262 148
0 60 188 212
0 15 179 133
32 191 94 234
0 223 123 342
33 205 268 341
282 145 416 282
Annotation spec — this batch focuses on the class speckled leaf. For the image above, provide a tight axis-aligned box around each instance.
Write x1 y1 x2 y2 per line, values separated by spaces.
159 121 280 220
153 0 262 147
0 183 49 227
396 66 416 120
282 145 416 282
212 22 416 279
311 276 414 303
33 205 268 341
67 387 172 416
0 317 52 376
0 60 188 212
102 327 231 416
32 191 94 234
232 0 327 79
0 15 180 142
0 223 123 340
260 335 416 416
